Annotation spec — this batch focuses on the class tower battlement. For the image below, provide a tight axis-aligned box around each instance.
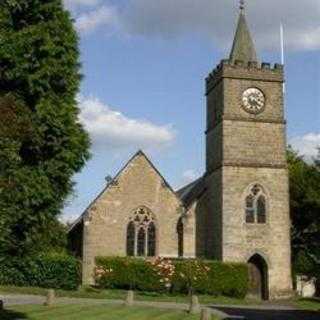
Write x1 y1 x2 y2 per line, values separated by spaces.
206 59 284 95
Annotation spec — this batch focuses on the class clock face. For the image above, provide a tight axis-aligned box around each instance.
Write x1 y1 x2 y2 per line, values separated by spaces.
242 88 265 114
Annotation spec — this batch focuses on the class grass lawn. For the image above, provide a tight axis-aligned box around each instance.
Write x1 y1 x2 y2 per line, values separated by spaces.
294 297 320 311
0 285 319 311
0 305 218 320
0 285 258 305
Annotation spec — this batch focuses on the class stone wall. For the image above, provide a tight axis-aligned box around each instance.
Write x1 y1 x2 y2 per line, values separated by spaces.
204 171 223 260
183 202 197 258
205 61 292 299
206 80 223 173
222 120 287 167
223 77 284 121
82 152 182 285
221 166 292 298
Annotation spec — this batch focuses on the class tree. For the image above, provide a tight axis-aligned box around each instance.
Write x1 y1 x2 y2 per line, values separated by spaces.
0 0 90 257
315 148 320 168
287 148 320 276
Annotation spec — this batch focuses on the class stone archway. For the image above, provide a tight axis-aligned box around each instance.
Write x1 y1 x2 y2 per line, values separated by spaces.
247 254 269 300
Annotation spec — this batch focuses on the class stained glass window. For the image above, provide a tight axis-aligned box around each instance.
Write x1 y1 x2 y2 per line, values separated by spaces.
147 222 156 257
137 228 145 256
126 221 135 256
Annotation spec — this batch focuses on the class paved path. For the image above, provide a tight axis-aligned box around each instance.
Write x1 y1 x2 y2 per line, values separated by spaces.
213 305 320 320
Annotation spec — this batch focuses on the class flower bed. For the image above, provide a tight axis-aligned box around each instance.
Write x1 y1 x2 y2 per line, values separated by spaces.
95 257 248 298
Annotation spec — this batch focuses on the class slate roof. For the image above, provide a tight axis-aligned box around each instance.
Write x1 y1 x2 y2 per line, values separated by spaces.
229 9 258 64
176 176 206 209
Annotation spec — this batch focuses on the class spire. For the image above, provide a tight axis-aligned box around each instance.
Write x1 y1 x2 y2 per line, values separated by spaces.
229 1 258 64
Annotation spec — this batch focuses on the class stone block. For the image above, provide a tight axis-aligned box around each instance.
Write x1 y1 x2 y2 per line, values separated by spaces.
189 295 200 314
124 290 134 306
44 289 55 306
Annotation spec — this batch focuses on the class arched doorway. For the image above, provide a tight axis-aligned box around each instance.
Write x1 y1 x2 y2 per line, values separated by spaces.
247 254 269 300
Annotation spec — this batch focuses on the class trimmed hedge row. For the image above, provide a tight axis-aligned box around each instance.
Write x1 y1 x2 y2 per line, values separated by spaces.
95 257 249 298
0 253 80 290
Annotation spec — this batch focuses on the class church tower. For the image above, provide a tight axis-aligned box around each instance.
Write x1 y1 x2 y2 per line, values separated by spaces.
205 4 292 299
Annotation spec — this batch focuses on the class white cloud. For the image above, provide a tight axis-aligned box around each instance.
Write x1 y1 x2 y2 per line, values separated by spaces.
120 0 320 51
175 169 202 189
78 96 176 151
59 213 79 225
182 170 199 183
72 0 320 51
64 0 101 9
289 133 320 162
75 5 119 34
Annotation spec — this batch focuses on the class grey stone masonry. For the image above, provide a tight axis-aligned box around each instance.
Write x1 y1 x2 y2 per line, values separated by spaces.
205 54 292 298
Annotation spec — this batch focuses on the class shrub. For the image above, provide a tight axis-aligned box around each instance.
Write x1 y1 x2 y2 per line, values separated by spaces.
171 260 248 298
95 257 164 292
0 253 80 290
171 259 210 294
95 257 248 298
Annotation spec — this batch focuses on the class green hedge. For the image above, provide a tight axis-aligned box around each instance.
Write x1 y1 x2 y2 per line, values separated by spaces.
95 257 248 298
95 257 164 292
0 253 81 290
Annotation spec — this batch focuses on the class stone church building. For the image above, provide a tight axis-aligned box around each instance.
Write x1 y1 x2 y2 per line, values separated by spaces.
69 6 293 299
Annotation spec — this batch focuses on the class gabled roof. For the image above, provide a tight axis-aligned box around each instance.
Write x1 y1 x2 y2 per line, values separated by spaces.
229 8 258 64
68 150 180 232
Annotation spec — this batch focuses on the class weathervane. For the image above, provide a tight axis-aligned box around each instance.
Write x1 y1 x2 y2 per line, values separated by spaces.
240 0 245 11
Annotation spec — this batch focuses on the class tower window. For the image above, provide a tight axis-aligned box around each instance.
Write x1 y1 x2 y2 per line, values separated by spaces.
257 195 266 224
245 184 267 224
245 195 255 223
126 207 157 257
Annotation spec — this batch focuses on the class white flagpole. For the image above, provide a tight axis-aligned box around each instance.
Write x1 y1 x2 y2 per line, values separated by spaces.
280 23 287 134
280 23 285 65
280 23 286 103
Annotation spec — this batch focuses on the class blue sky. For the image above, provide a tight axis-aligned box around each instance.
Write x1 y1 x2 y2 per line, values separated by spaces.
62 0 320 221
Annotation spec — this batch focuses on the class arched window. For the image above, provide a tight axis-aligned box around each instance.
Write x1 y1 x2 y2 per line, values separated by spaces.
177 218 184 257
126 207 156 257
245 184 267 224
148 222 156 257
257 195 266 224
126 222 135 256
137 228 145 256
245 194 255 224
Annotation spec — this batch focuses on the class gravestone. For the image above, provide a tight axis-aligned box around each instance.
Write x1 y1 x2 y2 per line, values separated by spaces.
189 294 200 314
200 307 211 320
44 289 55 306
124 290 134 306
